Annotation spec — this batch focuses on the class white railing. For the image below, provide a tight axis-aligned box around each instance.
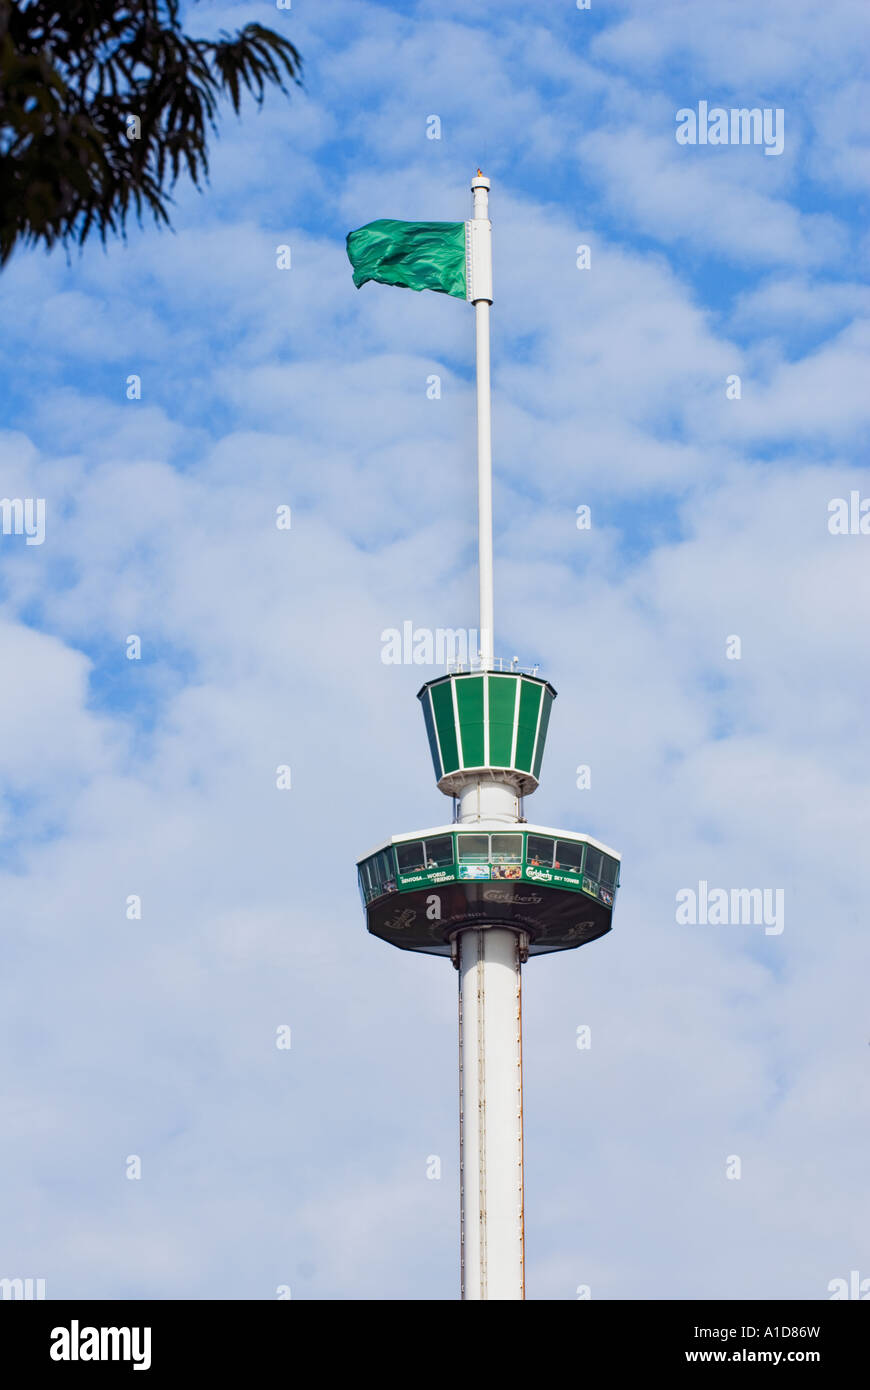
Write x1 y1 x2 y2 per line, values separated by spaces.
446 656 541 677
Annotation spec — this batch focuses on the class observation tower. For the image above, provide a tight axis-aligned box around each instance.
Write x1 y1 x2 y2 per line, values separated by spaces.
355 174 621 1301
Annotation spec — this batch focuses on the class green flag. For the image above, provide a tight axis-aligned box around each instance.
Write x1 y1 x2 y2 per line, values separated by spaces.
346 219 467 299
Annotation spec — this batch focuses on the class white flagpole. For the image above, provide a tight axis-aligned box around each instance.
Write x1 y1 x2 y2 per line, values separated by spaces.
458 173 525 1302
470 173 494 671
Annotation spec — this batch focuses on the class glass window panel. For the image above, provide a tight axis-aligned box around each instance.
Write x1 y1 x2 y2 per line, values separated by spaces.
424 835 454 867
584 847 603 882
600 855 619 887
368 850 394 888
491 834 522 863
526 835 554 867
458 834 489 863
396 840 427 874
556 840 584 872
362 857 387 900
381 850 397 890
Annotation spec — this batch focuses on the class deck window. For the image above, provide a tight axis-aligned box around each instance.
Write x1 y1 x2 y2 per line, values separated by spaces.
600 855 619 887
584 846 603 882
491 834 522 864
425 835 454 867
526 835 554 867
556 840 584 873
458 834 489 864
395 840 427 875
369 849 395 892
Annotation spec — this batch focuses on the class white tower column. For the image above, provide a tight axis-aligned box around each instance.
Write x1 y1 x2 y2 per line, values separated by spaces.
455 777 520 824
458 927 525 1300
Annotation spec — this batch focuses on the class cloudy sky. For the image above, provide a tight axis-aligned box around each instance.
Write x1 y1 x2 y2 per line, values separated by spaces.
1 0 868 1300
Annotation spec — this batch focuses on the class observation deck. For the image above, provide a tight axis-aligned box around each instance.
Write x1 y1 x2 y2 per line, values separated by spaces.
358 822 620 957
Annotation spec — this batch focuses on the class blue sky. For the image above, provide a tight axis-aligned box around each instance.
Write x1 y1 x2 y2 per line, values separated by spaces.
0 0 868 1299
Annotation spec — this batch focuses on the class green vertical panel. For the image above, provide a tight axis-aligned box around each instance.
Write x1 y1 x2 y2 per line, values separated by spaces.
431 680 459 772
532 689 553 779
420 690 443 779
455 676 485 767
488 675 517 766
514 680 543 772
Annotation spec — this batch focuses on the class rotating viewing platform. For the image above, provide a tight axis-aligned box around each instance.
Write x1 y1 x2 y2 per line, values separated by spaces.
358 821 619 957
356 665 621 959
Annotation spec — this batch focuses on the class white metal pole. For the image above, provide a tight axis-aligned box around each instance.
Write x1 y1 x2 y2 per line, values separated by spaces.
458 927 525 1300
459 177 524 1301
470 174 494 671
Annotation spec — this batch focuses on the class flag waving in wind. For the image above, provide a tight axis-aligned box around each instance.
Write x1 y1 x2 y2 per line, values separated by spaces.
346 218 469 299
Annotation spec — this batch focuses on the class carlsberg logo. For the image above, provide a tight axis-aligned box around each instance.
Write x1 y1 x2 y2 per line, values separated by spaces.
50 1321 151 1371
